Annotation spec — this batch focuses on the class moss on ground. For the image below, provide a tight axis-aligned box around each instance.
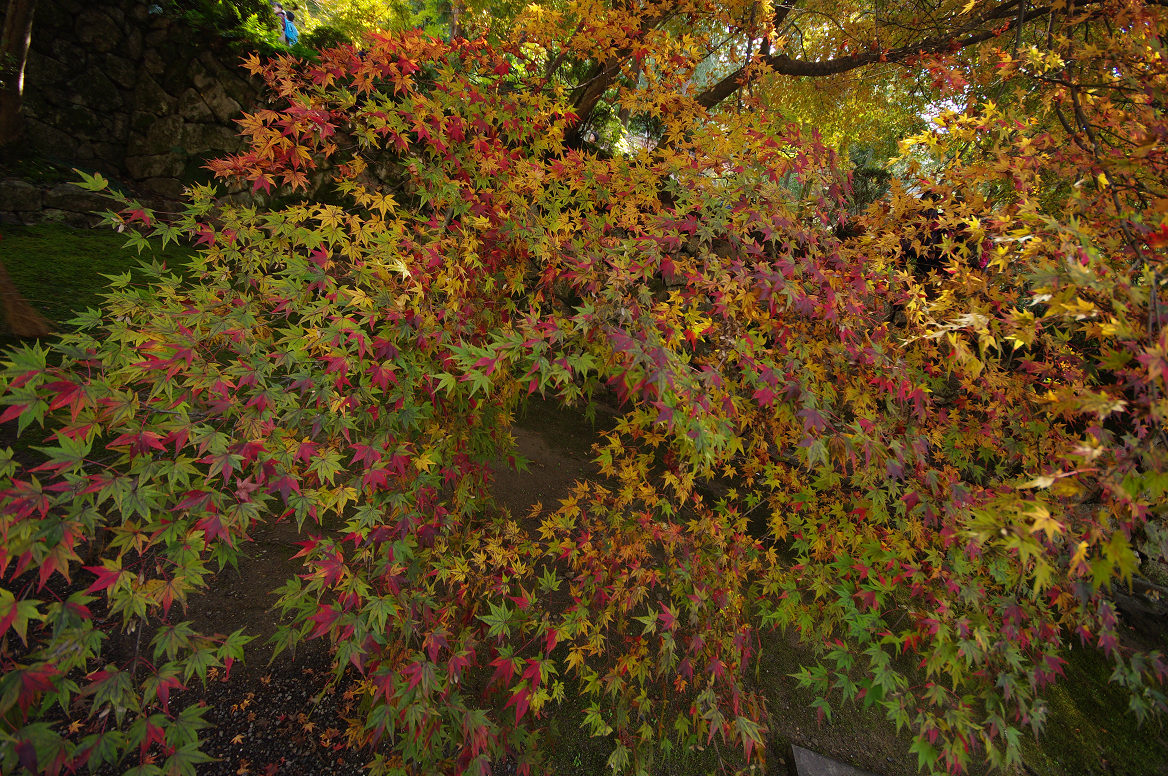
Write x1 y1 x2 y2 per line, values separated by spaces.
1020 646 1168 776
735 620 1168 776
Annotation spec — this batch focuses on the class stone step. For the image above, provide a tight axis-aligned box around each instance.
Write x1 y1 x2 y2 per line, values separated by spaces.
788 745 884 776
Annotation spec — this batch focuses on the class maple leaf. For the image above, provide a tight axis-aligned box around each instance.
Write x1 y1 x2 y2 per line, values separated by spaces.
505 686 531 724
658 602 677 632
1146 221 1168 249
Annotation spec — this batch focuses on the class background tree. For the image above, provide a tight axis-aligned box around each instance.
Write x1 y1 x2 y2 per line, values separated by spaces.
0 0 35 147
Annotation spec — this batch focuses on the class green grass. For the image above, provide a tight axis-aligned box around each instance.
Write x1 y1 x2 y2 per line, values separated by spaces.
0 223 195 346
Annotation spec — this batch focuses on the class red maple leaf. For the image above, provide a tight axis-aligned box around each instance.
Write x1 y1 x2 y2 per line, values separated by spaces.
1147 221 1168 249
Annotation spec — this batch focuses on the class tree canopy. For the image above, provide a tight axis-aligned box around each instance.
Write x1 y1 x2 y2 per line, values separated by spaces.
3 1 1168 775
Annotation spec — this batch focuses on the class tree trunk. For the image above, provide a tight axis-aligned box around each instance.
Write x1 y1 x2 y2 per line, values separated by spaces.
449 0 462 41
0 0 38 147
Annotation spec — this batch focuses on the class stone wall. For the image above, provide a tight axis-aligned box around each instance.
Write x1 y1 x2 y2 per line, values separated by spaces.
17 0 262 202
0 179 116 227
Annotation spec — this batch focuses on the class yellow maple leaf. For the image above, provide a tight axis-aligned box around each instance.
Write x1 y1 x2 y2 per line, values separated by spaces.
1027 502 1064 540
414 450 437 472
565 646 587 673
1069 540 1090 576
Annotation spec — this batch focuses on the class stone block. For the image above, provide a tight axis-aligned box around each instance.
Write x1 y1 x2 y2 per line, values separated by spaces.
47 39 76 64
145 28 172 50
179 88 215 122
130 110 157 134
139 177 186 200
21 120 76 159
34 0 74 31
91 143 124 169
201 81 243 124
106 112 129 140
25 52 70 85
67 71 122 110
132 74 175 115
0 180 43 212
164 46 199 88
59 103 105 136
143 48 166 76
71 142 97 162
125 154 185 180
220 71 258 107
143 114 185 155
44 184 115 215
788 746 881 776
180 123 242 155
124 26 144 61
98 4 125 27
106 55 139 90
39 208 95 228
75 10 122 54
191 66 216 94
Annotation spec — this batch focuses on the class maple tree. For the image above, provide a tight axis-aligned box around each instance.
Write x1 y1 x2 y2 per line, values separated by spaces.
2 0 1168 774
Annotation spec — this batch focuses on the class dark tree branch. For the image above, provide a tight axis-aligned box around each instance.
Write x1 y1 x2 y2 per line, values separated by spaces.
567 9 676 141
563 0 1124 140
692 0 1085 110
568 3 797 141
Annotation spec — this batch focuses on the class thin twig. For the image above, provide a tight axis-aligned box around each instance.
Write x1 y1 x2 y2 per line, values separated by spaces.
1067 73 1147 269
1014 0 1029 55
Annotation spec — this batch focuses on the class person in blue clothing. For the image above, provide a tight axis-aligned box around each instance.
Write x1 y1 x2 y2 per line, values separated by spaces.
282 10 300 45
